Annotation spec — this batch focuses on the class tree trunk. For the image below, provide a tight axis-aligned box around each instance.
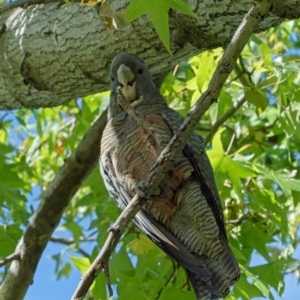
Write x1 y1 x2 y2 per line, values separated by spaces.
0 0 299 110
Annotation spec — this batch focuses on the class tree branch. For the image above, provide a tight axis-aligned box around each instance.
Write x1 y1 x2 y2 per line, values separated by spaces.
0 0 81 14
204 95 247 146
71 1 272 299
0 253 20 268
155 261 178 300
50 236 97 244
203 52 259 146
1 0 297 110
0 109 107 300
284 264 300 275
50 236 97 258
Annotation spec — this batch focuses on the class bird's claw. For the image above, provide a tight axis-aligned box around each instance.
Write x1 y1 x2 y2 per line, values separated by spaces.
131 95 144 107
134 181 149 198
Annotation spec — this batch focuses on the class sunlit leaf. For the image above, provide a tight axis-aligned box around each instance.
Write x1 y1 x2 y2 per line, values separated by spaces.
128 235 156 255
69 256 90 274
125 0 196 53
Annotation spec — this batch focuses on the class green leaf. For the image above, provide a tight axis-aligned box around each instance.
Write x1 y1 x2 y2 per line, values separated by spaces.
69 256 90 274
0 165 25 188
240 222 275 261
232 275 265 299
63 221 83 244
210 127 225 154
125 0 196 53
245 88 269 112
195 51 216 92
240 265 270 297
260 169 300 197
57 263 72 280
92 272 108 300
128 235 156 255
207 128 254 194
167 0 197 17
0 142 14 154
251 260 286 295
0 225 21 257
110 245 135 279
159 287 195 300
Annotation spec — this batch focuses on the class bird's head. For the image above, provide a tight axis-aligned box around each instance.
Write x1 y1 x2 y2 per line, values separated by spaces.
109 53 153 102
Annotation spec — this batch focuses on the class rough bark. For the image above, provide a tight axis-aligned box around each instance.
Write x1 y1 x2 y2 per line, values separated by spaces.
0 0 299 110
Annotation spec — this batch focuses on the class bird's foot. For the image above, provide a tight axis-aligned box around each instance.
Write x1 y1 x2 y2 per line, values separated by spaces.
134 181 149 198
126 98 144 118
133 181 160 201
131 95 144 107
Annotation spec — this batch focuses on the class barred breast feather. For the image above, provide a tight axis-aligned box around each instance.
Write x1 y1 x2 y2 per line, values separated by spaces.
100 53 240 300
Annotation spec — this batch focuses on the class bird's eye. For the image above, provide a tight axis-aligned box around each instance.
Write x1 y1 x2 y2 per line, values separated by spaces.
138 68 144 74
111 76 115 82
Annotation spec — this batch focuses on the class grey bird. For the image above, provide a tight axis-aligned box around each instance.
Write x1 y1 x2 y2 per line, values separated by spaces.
100 53 240 300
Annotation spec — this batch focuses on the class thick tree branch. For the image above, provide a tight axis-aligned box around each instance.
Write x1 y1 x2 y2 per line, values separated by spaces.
0 0 79 14
71 1 272 299
1 0 299 109
0 110 107 300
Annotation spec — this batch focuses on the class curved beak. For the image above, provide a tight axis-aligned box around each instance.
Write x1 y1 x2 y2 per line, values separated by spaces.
117 64 135 88
117 64 137 101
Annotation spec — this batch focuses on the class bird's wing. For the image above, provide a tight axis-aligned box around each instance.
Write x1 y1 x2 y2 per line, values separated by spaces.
100 154 211 277
161 110 227 241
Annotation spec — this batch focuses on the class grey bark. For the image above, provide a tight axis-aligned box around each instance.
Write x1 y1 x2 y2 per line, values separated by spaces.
0 0 299 110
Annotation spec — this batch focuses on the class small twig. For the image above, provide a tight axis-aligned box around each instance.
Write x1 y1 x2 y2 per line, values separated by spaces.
180 270 192 291
228 214 249 226
204 53 255 146
50 236 95 258
154 261 178 300
22 116 76 159
204 95 247 146
197 125 211 132
225 132 236 155
228 212 267 227
0 112 8 122
284 264 300 275
0 253 20 267
102 262 113 297
124 223 140 238
237 56 254 86
71 2 271 299
50 236 97 244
